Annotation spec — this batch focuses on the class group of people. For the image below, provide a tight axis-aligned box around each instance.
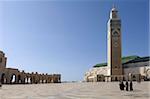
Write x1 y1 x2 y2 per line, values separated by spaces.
119 80 133 91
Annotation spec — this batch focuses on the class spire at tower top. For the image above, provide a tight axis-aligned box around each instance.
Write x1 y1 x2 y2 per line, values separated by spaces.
112 4 115 8
111 4 117 12
110 5 119 19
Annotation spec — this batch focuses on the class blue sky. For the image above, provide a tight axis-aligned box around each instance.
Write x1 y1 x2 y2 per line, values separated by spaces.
0 0 149 81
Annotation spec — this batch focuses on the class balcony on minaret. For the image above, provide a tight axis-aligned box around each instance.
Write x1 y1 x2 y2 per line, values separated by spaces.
110 7 119 19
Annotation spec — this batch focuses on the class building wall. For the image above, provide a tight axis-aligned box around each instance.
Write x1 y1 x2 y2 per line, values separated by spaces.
0 50 61 84
84 67 108 82
84 61 150 82
123 61 150 81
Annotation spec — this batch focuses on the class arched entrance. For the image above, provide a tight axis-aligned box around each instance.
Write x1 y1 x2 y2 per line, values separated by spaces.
39 79 42 83
43 79 47 83
1 73 7 84
10 74 17 84
28 77 32 84
24 76 28 84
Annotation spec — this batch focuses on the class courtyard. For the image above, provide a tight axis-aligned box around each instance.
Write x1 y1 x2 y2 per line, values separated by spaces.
0 82 149 99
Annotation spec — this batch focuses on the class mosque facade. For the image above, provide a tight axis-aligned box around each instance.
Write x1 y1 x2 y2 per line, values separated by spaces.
84 7 150 82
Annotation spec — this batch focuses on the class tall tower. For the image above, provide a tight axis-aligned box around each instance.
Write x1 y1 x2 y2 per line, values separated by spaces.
107 6 122 76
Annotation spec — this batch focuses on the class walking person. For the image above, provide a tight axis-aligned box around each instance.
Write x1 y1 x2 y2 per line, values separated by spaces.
129 81 133 91
125 81 128 91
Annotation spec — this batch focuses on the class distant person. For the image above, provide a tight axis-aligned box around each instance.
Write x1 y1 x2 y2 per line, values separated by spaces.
129 81 133 91
119 81 125 91
121 81 125 90
0 82 2 88
125 81 128 91
119 81 122 90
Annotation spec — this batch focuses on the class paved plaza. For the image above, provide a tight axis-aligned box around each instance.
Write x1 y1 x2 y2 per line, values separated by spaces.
0 82 149 99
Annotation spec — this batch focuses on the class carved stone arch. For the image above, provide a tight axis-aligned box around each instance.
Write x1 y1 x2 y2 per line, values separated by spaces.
112 30 120 37
28 75 32 84
24 75 28 84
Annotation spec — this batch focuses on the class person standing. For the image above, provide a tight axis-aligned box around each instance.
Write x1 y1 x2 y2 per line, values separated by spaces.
125 81 128 91
119 81 122 90
119 81 125 91
130 81 133 91
122 81 125 90
0 82 2 88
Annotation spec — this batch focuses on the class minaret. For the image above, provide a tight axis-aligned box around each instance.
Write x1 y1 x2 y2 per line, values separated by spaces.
107 6 122 77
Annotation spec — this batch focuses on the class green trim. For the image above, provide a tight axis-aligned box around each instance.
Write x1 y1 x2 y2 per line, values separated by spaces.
122 55 139 64
93 55 149 68
93 63 107 67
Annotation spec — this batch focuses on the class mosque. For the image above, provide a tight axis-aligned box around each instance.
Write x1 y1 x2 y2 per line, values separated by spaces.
84 7 150 82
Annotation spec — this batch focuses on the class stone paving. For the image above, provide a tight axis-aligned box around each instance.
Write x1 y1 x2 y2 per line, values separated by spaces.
0 82 149 99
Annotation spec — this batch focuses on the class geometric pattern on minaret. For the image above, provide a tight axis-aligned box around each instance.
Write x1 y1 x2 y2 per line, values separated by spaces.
107 6 123 76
